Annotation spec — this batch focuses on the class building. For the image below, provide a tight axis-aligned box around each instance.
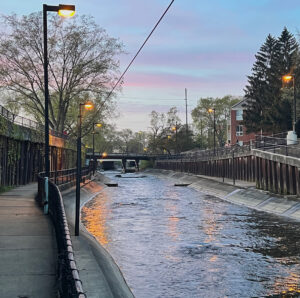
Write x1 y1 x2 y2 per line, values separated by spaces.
228 99 256 146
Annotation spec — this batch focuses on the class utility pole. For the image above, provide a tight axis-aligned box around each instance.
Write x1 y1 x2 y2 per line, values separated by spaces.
185 88 188 143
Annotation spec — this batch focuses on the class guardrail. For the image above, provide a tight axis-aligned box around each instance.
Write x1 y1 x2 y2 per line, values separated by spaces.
37 168 91 298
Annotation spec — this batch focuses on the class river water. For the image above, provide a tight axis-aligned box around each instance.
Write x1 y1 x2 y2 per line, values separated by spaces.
81 171 300 298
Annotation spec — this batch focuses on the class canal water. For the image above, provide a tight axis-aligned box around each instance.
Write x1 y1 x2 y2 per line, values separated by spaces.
81 171 300 298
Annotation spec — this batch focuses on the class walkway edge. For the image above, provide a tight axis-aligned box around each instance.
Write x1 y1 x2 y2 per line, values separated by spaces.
61 180 134 298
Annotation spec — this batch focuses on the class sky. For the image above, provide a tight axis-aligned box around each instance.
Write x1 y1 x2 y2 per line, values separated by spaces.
1 0 300 131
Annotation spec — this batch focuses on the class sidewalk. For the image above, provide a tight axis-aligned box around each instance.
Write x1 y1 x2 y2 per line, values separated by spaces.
0 184 57 298
194 174 256 188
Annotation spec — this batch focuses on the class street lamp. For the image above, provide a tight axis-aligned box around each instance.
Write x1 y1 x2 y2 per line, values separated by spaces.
43 3 75 213
75 102 93 236
208 108 216 155
282 74 296 131
92 123 102 175
172 122 178 154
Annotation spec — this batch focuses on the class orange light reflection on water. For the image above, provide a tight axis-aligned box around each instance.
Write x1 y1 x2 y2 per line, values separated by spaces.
81 192 111 246
269 270 300 296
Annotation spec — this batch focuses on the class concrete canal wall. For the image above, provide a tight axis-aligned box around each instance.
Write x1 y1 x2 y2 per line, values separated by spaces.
61 177 134 298
146 169 300 222
155 148 300 196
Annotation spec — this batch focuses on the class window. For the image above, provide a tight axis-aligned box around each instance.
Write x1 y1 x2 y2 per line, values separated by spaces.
236 109 243 120
236 125 243 136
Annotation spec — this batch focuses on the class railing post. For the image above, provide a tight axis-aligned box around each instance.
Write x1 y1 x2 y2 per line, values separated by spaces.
44 177 49 215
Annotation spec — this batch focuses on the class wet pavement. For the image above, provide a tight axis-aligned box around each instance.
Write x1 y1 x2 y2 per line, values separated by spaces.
81 171 300 298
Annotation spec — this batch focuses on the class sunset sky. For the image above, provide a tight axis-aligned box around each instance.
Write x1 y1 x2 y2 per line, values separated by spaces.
1 0 300 131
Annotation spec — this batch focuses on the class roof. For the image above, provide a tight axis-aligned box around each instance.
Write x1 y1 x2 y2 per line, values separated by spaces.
231 98 247 110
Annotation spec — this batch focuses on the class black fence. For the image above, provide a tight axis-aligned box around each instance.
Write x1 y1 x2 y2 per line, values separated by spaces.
37 171 90 298
39 166 90 186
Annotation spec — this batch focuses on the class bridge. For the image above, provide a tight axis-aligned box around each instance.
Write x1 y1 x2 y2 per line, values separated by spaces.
85 152 159 171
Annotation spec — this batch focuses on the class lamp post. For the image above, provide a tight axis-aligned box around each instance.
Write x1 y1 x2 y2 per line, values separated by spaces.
283 74 296 131
75 102 93 236
208 108 216 155
92 123 102 175
43 4 75 213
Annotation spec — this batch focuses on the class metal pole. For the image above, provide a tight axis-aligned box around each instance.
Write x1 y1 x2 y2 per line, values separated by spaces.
213 109 216 155
92 124 95 175
43 5 50 212
175 121 178 154
185 88 188 142
75 105 82 236
294 75 296 131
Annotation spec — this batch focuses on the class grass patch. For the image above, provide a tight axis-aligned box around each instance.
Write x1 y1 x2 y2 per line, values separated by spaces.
0 185 14 194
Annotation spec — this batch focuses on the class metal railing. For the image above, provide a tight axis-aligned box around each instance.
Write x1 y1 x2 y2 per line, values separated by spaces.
0 104 70 139
156 141 253 161
39 166 90 186
254 134 300 157
37 173 88 298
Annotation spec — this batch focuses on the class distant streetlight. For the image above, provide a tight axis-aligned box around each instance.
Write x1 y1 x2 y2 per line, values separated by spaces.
282 74 296 131
75 101 93 236
208 108 216 155
172 122 178 154
43 3 75 213
92 122 102 175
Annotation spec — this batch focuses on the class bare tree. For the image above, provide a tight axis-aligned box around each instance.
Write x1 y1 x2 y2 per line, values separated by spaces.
0 13 123 134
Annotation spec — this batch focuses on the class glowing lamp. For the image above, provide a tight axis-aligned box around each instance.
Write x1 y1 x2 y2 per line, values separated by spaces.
58 4 75 17
282 75 293 83
84 102 93 110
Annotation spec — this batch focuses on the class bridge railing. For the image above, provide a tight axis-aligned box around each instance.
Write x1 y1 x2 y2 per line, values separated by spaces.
37 174 86 298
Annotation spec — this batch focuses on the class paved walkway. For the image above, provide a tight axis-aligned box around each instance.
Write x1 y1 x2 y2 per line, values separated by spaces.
195 174 256 188
0 184 57 298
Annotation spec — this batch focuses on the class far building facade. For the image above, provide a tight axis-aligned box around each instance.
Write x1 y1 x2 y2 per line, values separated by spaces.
227 99 256 146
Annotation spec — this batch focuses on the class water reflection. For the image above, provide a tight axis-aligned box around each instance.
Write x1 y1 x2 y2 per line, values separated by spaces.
81 192 111 245
82 172 300 298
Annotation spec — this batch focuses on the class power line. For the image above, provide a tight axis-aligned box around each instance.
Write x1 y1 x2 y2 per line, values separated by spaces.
118 96 184 101
99 0 175 109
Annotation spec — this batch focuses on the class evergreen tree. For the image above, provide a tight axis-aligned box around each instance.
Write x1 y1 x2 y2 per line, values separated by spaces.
243 28 298 134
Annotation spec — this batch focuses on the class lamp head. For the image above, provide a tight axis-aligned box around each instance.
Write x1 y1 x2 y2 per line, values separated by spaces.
282 75 293 83
83 102 93 110
102 152 108 158
95 123 102 128
208 108 214 113
58 4 75 17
